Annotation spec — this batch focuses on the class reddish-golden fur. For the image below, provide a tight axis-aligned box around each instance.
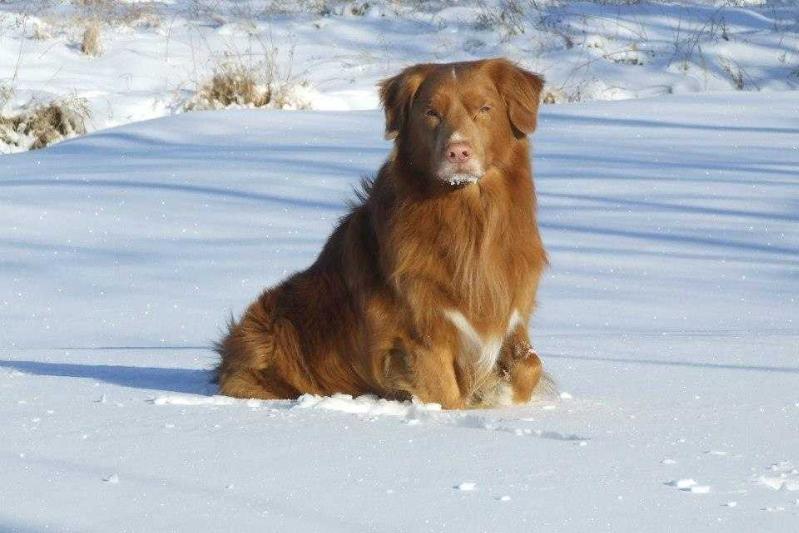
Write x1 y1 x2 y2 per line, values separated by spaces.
216 58 547 408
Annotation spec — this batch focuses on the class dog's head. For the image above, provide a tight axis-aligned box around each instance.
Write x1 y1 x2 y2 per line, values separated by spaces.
379 58 543 186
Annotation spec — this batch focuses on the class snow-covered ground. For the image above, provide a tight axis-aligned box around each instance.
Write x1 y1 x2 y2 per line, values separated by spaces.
2 0 798 151
1 91 798 531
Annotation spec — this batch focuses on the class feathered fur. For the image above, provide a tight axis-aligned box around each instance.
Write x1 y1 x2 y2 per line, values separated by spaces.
216 58 548 408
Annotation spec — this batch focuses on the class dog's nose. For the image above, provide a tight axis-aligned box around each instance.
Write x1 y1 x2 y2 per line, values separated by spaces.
446 142 472 164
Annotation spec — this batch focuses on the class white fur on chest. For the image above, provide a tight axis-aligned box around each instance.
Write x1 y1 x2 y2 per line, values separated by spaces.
442 309 522 378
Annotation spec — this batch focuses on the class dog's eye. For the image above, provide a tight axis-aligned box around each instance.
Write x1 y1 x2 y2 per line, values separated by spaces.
479 104 492 113
425 109 441 119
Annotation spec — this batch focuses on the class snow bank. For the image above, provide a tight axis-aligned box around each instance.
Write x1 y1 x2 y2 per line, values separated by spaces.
1 93 798 531
1 1 797 151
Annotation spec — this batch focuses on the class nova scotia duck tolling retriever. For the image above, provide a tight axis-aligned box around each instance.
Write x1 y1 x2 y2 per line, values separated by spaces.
216 58 548 409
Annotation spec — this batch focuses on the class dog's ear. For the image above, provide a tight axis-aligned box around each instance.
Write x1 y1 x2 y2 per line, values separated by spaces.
486 59 544 136
378 64 431 140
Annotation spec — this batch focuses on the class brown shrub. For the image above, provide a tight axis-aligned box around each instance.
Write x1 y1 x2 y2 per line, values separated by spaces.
80 20 102 56
191 63 271 109
0 97 90 151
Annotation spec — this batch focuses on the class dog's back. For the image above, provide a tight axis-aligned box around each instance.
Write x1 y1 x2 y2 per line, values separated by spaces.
216 208 379 399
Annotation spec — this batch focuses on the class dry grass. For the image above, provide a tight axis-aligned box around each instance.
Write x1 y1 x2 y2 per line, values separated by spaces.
80 20 102 56
186 54 310 112
31 20 52 40
475 0 527 41
541 87 564 104
721 59 748 90
0 84 13 111
118 3 161 28
72 0 161 28
0 97 90 151
189 63 271 109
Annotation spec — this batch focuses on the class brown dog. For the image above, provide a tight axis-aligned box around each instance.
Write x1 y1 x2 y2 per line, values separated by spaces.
215 58 547 408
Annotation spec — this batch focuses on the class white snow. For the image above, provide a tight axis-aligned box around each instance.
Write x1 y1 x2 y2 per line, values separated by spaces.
670 478 699 489
1 90 798 530
758 461 799 492
446 173 481 186
455 482 478 492
2 1 799 152
150 394 244 406
295 393 442 417
667 478 710 493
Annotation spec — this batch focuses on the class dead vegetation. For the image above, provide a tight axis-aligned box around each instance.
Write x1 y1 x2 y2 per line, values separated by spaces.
24 1 161 48
188 63 271 109
0 97 90 151
186 61 311 111
0 84 13 110
475 0 527 41
72 0 160 26
80 19 102 56
185 37 310 112
31 20 52 40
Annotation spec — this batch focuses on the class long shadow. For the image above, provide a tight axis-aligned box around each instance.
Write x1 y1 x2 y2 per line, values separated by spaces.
0 237 159 261
51 130 386 156
0 516 42 533
0 360 213 395
542 112 799 136
539 221 799 259
536 171 798 188
540 191 799 223
545 243 799 268
537 150 799 178
0 179 344 211
545 353 799 374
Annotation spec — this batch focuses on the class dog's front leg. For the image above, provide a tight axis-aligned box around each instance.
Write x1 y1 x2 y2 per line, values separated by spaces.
412 343 467 409
385 338 466 409
498 327 542 404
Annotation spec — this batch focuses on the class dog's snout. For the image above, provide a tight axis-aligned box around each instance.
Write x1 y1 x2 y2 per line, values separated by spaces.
446 142 472 164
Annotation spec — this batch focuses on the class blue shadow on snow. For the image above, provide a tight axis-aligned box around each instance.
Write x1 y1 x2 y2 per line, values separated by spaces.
0 359 213 395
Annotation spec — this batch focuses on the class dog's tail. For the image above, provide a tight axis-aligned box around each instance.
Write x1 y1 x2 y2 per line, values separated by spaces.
213 291 290 398
210 313 238 384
